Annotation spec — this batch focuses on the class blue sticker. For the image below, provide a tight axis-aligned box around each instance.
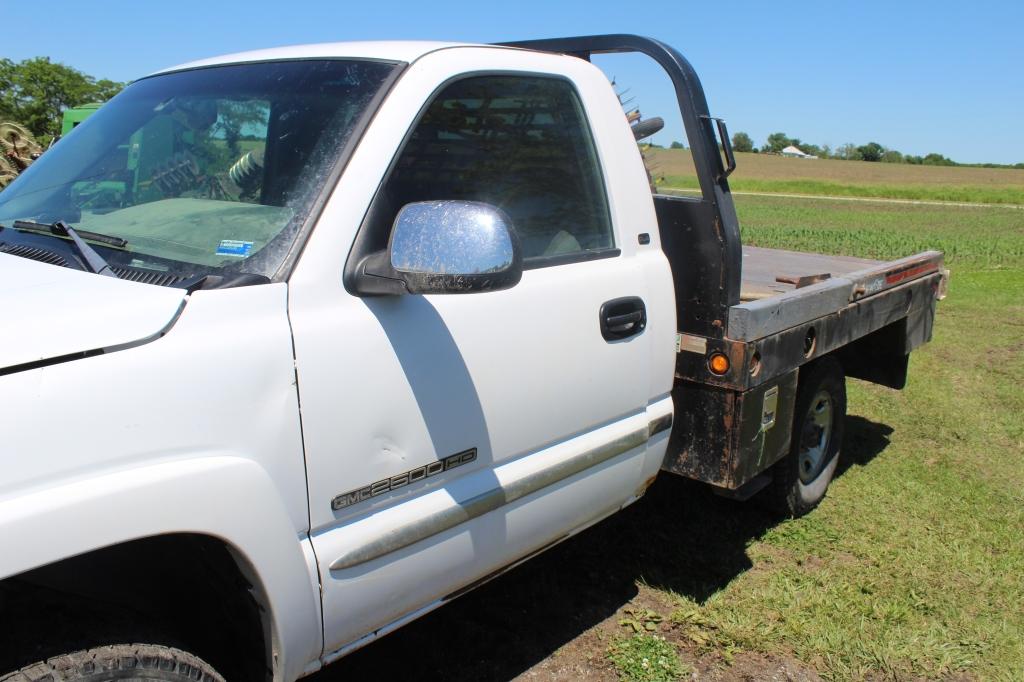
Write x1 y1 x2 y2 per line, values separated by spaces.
216 240 254 257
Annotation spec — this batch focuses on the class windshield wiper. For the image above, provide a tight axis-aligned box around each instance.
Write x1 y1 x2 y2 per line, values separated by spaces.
12 220 127 248
11 220 120 277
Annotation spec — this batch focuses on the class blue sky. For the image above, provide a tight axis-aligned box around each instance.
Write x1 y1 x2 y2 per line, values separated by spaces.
5 0 1023 164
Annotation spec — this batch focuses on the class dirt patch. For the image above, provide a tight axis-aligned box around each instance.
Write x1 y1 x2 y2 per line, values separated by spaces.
511 585 825 682
692 651 822 681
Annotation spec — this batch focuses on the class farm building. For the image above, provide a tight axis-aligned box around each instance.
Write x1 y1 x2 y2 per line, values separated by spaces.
781 144 817 159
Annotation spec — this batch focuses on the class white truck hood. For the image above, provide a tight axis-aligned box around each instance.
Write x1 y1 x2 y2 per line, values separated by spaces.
1 254 187 373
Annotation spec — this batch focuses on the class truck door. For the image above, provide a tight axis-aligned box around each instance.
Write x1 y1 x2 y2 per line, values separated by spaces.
286 48 675 658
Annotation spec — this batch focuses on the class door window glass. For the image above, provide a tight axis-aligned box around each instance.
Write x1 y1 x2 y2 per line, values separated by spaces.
383 76 614 262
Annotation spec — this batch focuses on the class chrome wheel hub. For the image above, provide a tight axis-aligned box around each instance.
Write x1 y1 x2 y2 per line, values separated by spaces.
798 390 834 484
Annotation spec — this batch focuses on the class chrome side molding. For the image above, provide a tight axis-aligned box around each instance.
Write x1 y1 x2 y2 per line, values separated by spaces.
329 413 671 570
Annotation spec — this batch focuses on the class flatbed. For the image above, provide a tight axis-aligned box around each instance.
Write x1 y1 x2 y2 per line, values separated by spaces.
734 245 946 339
654 191 945 495
740 246 903 302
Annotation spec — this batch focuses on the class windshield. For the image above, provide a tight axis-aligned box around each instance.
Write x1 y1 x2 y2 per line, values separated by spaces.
0 59 395 279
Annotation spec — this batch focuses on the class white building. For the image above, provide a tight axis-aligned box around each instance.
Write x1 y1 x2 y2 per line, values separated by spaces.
781 144 817 159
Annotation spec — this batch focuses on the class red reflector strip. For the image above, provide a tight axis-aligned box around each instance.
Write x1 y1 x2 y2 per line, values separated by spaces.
885 262 938 285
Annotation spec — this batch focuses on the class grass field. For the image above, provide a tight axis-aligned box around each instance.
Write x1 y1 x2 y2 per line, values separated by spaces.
313 194 1023 681
648 148 1024 205
650 196 1024 680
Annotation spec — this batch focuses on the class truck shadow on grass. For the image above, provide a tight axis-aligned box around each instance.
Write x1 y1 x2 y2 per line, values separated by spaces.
311 415 893 681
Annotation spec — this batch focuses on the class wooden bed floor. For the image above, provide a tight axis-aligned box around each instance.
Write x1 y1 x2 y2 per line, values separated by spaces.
740 245 882 301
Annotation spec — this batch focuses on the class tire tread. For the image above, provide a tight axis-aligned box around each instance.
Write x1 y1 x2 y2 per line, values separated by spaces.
0 644 223 682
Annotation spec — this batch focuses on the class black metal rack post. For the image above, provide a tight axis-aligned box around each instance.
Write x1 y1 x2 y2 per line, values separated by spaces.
499 34 742 340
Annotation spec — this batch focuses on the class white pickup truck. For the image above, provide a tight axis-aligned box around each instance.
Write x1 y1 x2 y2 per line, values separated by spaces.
0 35 946 681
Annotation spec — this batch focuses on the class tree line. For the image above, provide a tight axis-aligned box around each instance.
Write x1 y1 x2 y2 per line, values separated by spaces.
0 57 124 142
727 131 1023 169
662 132 1019 168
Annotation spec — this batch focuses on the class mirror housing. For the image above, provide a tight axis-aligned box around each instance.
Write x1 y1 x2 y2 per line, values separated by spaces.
352 200 523 295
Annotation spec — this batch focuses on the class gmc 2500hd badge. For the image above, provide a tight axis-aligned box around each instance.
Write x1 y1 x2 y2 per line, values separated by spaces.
331 448 478 511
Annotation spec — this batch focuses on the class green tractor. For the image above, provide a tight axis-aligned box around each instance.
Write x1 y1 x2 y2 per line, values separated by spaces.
60 102 103 136
58 102 131 207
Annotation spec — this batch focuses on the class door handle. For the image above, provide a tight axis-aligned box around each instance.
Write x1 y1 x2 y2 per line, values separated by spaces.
600 297 647 341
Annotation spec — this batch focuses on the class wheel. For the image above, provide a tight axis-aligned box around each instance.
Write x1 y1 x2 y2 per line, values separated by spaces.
0 644 224 682
764 356 846 517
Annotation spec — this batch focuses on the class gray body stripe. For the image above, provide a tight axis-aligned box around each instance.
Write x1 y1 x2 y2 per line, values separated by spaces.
329 415 668 571
648 412 673 438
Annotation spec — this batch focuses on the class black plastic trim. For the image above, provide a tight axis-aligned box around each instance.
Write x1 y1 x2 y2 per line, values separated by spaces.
176 272 272 292
523 247 620 270
0 349 105 377
702 116 736 179
600 296 646 341
0 242 69 267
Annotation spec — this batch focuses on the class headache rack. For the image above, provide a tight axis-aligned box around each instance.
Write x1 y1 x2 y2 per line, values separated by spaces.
501 35 946 493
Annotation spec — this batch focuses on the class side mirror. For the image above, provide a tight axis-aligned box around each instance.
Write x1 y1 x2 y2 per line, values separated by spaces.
352 200 523 295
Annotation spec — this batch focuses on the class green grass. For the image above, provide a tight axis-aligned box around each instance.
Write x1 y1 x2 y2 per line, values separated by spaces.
732 194 1024 268
608 634 689 681
658 175 1024 205
652 195 1024 680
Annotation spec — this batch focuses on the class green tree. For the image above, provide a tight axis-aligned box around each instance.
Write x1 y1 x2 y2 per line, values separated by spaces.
922 152 955 166
0 57 123 141
731 131 754 152
0 59 15 104
798 143 823 157
669 140 685 149
856 141 885 162
834 143 861 160
881 150 904 163
762 131 792 153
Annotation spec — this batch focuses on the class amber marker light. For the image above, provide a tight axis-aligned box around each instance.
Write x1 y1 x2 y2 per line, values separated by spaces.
708 352 730 375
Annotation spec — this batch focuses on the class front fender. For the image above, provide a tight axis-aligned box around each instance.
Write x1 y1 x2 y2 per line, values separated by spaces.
0 455 322 681
0 280 320 681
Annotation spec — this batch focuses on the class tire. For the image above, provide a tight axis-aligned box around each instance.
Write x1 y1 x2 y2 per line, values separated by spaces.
0 644 224 682
764 356 846 517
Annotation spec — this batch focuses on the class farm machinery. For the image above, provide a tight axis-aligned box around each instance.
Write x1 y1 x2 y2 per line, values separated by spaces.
1 104 104 190
0 122 42 189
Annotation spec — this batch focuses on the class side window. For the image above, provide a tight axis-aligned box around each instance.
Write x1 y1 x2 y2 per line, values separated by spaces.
382 75 615 263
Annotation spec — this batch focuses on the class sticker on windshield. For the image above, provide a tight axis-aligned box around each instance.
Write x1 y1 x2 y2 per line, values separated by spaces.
216 240 254 257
